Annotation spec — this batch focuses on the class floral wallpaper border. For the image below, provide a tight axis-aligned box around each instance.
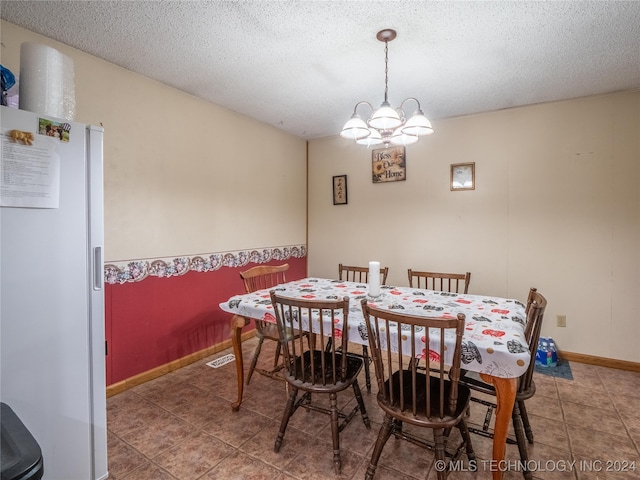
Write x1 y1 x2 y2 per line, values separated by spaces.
104 245 307 285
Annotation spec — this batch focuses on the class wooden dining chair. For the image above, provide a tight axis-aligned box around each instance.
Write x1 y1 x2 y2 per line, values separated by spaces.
337 263 389 392
339 263 389 285
239 263 292 384
361 299 475 480
270 291 370 474
458 288 547 480
407 269 471 293
407 269 471 376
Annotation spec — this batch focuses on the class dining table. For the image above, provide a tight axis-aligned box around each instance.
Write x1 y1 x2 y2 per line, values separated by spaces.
220 277 530 480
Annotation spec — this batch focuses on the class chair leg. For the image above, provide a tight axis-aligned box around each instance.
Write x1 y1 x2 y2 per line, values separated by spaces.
365 414 395 480
352 380 370 428
273 341 282 369
246 336 265 385
512 401 532 480
274 385 297 453
519 400 534 444
434 428 447 480
457 419 476 464
329 392 341 474
362 345 372 392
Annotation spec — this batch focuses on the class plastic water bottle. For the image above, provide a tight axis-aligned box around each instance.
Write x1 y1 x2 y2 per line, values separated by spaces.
535 338 549 367
547 340 558 367
536 337 558 368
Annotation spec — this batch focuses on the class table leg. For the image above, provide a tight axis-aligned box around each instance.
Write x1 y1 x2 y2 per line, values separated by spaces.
230 315 249 412
480 374 517 480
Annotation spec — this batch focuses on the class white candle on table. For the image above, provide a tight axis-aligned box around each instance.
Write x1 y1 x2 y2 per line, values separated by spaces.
368 261 380 297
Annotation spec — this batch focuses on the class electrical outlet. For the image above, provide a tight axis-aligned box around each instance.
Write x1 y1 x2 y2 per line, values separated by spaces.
556 314 567 327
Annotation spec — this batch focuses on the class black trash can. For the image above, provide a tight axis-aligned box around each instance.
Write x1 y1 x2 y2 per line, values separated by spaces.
0 403 44 480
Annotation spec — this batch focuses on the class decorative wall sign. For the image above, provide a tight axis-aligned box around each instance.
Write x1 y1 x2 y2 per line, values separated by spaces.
333 174 348 205
372 146 406 183
450 162 475 191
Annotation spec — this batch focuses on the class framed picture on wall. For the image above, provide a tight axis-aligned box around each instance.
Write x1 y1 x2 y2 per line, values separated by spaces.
372 146 406 183
333 175 348 205
450 162 475 191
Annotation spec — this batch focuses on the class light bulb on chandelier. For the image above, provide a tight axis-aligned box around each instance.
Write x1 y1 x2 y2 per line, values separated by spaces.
340 29 434 147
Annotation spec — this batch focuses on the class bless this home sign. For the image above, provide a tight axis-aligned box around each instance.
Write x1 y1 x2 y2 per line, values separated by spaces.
372 146 406 183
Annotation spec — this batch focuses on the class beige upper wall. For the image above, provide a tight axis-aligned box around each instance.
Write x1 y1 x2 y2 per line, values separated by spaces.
4 21 640 362
1 21 307 261
308 91 640 362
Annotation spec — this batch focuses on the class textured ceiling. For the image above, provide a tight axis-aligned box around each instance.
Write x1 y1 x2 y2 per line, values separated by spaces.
2 1 639 140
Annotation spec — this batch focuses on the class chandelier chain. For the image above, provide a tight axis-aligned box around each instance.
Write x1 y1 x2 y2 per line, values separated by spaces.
384 41 389 103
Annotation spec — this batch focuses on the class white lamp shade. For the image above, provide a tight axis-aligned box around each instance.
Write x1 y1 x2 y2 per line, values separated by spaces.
340 115 371 140
402 113 434 136
390 127 419 146
368 104 402 130
356 128 383 146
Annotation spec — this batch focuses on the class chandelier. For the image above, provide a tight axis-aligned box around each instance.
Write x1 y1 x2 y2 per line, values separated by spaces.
340 29 434 147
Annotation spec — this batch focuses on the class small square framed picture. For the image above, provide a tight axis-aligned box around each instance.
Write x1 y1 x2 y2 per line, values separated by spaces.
450 163 475 191
333 175 348 205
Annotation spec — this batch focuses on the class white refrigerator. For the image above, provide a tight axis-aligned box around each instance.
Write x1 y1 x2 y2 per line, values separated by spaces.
0 105 108 480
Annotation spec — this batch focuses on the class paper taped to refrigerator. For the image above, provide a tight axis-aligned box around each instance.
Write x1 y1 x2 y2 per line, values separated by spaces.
0 133 60 208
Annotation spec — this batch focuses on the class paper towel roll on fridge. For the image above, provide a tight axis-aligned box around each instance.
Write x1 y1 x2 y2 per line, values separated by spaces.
19 42 76 120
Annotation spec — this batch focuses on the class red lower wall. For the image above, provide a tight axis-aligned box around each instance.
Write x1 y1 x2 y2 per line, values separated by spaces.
105 258 307 385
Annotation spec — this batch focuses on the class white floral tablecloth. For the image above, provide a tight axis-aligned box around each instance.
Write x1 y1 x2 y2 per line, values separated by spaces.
220 277 530 378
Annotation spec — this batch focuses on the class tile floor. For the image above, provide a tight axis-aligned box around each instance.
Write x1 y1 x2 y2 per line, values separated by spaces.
107 337 640 479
